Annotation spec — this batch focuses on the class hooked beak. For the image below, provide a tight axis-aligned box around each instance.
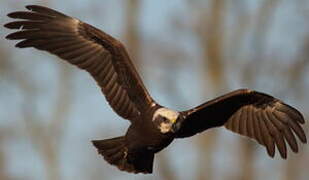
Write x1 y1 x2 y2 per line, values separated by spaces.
171 119 182 133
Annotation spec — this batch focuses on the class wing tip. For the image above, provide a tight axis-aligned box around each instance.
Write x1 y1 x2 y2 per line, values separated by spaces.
7 12 19 18
3 22 12 30
265 145 275 158
267 148 289 159
25 5 46 12
301 135 307 144
268 151 275 158
5 33 15 40
25 5 37 10
279 149 287 159
277 102 305 124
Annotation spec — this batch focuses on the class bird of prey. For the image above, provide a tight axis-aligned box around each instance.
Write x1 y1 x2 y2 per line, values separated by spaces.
5 5 307 174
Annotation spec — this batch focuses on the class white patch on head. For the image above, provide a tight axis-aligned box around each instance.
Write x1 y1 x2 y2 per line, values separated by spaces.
159 122 172 133
153 108 179 133
153 108 179 121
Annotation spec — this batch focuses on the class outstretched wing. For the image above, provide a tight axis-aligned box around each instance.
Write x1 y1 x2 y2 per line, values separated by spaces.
176 89 307 158
5 5 155 121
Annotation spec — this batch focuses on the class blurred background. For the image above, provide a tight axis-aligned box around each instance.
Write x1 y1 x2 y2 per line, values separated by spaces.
1 0 308 180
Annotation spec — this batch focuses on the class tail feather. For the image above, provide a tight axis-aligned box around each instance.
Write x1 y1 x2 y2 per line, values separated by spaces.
92 136 154 174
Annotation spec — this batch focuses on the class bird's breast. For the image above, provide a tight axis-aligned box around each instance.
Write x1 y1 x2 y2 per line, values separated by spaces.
126 119 174 153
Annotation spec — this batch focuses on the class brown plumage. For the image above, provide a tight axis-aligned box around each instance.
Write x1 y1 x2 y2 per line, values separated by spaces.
5 5 307 174
176 89 306 159
5 5 153 121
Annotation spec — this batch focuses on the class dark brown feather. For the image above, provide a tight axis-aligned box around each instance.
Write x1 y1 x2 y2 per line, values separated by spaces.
246 106 255 138
8 11 53 20
177 89 307 158
262 110 287 158
273 110 307 143
4 21 43 30
26 5 68 17
92 137 154 174
239 107 248 135
252 109 264 145
5 5 155 121
259 114 275 157
271 111 298 152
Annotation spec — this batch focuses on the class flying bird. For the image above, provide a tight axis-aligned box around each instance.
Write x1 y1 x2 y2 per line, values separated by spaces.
5 5 307 174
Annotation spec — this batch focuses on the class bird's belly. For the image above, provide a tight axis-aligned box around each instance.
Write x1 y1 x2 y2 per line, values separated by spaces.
126 125 174 153
146 137 173 153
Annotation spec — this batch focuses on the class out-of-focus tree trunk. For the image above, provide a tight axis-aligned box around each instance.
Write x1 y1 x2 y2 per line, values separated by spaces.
199 0 226 93
0 42 20 180
284 157 301 180
228 1 251 65
19 63 72 180
44 65 72 180
237 141 255 180
251 0 280 59
157 152 178 180
0 135 9 180
125 0 141 64
195 1 226 180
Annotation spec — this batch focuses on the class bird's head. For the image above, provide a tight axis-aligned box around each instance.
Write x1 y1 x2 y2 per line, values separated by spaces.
152 108 182 134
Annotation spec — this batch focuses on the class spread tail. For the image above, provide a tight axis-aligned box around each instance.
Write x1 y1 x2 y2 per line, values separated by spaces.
92 136 154 174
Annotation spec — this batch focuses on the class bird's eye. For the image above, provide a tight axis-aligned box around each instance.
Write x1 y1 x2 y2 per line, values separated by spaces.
162 117 169 122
